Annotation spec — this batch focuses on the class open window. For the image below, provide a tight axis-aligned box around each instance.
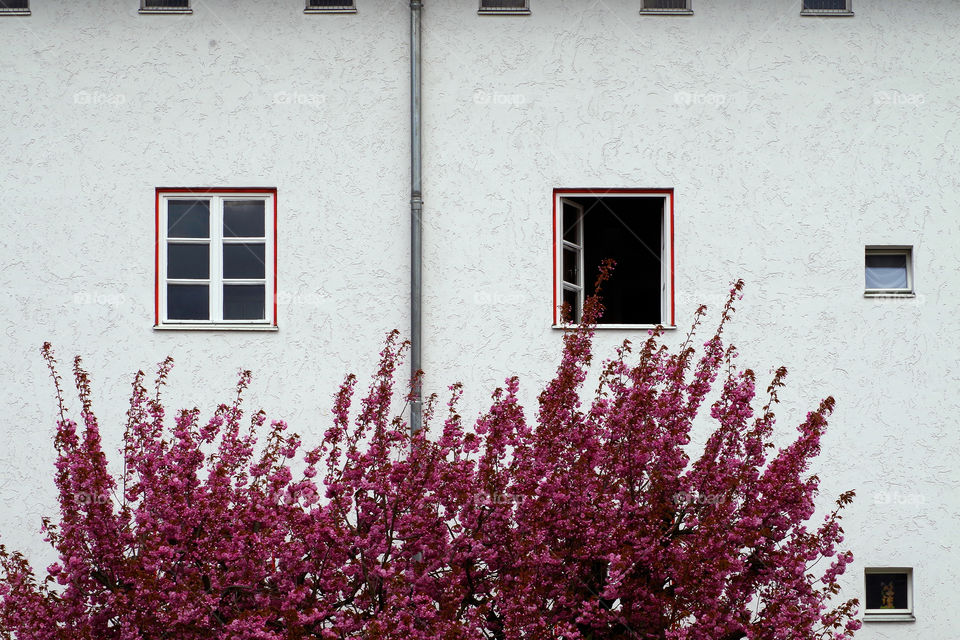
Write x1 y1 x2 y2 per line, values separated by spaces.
155 188 277 330
554 189 674 328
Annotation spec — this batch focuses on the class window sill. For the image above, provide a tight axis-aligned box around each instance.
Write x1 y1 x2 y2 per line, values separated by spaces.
863 613 915 623
800 10 854 16
639 9 693 15
553 324 677 331
478 9 531 15
154 324 278 332
304 7 357 13
0 10 30 16
864 291 915 298
139 8 192 14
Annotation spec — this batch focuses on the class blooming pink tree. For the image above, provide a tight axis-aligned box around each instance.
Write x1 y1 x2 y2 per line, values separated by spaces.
0 280 860 639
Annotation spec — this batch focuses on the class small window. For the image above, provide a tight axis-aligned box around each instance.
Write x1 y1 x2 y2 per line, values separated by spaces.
305 0 356 12
554 190 674 328
640 0 692 15
478 0 530 15
156 189 277 330
0 0 29 15
140 0 191 13
865 246 913 296
801 0 853 16
864 568 915 622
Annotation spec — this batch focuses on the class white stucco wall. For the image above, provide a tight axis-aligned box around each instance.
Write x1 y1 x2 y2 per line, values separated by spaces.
1 1 958 637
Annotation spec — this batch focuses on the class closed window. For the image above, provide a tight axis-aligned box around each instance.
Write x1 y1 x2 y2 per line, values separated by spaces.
554 189 674 327
478 0 529 14
156 189 277 329
864 568 914 622
865 246 913 296
640 0 692 14
305 0 356 12
0 0 29 14
140 0 190 12
802 0 852 15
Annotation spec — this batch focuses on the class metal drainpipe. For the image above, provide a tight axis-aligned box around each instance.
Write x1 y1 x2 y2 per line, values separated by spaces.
409 0 423 437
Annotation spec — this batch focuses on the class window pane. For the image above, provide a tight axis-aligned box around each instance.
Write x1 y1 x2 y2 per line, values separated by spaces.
865 254 907 289
562 202 581 244
223 200 266 238
223 244 266 279
562 287 581 324
563 247 579 284
865 573 909 610
167 244 209 279
168 200 210 238
167 284 209 320
223 285 266 320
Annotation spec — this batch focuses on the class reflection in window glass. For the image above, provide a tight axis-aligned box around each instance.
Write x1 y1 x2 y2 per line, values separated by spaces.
168 200 210 238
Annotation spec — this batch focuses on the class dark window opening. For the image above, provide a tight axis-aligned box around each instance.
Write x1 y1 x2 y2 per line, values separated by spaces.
0 0 29 9
561 196 663 325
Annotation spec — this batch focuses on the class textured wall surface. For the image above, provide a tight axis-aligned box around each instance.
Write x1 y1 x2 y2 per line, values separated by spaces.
1 1 959 637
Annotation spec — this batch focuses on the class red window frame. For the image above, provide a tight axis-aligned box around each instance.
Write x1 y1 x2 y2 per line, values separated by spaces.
552 187 675 327
154 187 278 327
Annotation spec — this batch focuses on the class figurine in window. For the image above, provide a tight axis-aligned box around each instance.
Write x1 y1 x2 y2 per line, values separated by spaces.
881 581 896 609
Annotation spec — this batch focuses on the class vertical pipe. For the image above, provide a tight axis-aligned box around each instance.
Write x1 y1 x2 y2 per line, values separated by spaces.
410 0 423 436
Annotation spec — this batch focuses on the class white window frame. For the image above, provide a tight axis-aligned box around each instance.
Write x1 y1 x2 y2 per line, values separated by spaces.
156 190 277 331
864 246 913 298
553 190 675 330
139 0 191 14
864 567 915 623
304 0 357 14
639 0 693 16
801 0 853 16
478 0 530 15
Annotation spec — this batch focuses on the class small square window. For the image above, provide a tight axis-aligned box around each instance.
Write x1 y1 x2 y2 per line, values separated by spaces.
640 0 692 15
305 0 356 13
554 190 674 328
140 0 191 13
865 246 913 296
801 0 853 16
156 189 277 330
478 0 530 15
0 0 29 15
864 568 915 622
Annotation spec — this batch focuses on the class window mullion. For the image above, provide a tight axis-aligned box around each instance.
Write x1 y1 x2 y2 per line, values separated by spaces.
211 196 223 322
